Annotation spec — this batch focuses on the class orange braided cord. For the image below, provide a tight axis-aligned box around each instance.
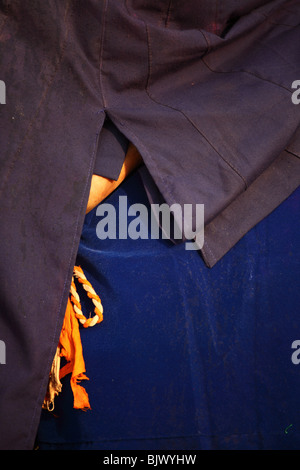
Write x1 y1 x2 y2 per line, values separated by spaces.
71 266 103 327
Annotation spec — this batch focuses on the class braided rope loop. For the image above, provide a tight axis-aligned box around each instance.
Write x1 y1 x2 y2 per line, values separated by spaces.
71 266 103 327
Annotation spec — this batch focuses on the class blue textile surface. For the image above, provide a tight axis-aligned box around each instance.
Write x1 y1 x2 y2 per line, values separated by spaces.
36 171 300 450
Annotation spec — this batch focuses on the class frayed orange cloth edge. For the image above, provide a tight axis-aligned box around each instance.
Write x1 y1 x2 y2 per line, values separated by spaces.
43 266 103 412
59 296 91 410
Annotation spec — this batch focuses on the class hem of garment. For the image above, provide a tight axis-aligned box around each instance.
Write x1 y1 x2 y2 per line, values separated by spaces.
201 148 300 267
104 115 300 269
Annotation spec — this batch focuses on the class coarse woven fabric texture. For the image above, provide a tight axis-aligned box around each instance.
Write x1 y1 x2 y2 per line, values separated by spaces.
0 0 299 449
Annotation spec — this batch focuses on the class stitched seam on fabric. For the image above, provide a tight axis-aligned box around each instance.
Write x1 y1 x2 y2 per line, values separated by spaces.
98 0 109 109
124 0 132 17
200 28 212 53
145 24 153 92
201 56 293 94
109 9 174 203
285 148 300 159
164 0 173 27
182 111 248 187
145 25 247 187
0 2 72 200
144 92 248 187
25 1 74 449
258 7 299 27
259 17 297 26
201 240 217 266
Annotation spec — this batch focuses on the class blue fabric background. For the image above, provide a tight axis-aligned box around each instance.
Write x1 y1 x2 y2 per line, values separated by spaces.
36 171 300 450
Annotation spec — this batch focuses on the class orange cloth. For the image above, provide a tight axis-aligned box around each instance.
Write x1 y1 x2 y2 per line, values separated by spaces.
58 296 91 410
43 266 103 411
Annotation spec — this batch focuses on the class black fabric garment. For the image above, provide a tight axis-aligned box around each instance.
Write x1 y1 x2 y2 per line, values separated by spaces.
0 0 299 450
93 117 128 180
